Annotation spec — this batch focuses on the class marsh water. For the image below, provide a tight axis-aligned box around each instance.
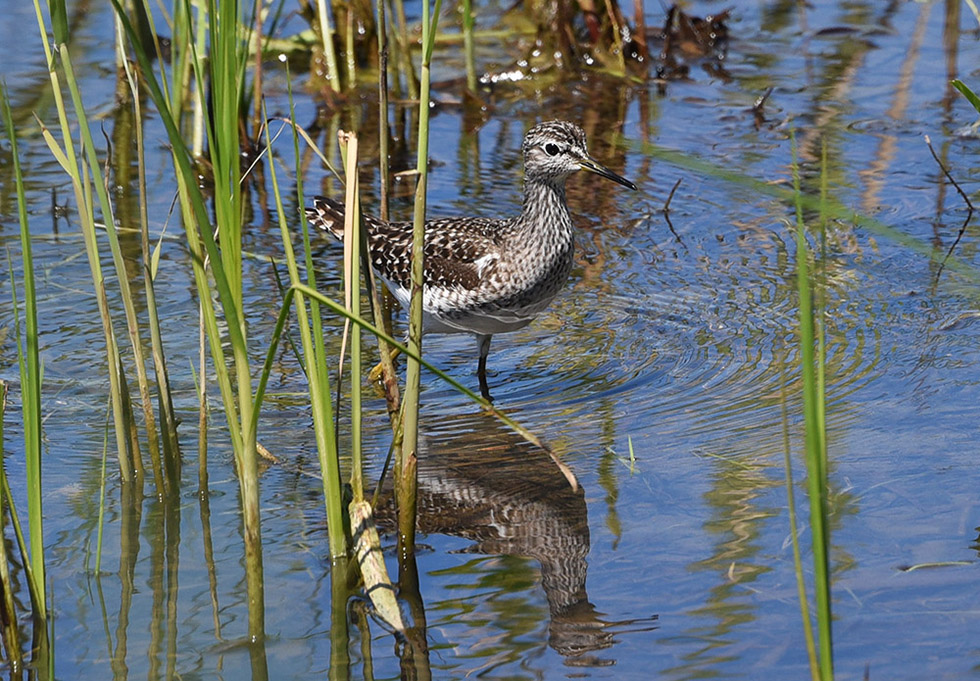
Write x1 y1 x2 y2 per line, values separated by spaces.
2 1 980 679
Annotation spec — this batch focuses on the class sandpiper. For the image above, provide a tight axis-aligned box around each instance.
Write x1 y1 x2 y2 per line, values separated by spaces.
306 120 636 401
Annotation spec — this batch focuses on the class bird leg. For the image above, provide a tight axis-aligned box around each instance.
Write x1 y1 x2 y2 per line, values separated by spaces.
477 334 493 402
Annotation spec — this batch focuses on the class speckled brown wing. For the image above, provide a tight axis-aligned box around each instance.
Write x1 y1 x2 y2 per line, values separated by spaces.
306 196 503 292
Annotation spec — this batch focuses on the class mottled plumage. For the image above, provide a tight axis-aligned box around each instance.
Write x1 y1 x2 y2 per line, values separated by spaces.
306 120 636 400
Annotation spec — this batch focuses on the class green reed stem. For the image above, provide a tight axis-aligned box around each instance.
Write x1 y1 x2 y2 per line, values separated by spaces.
179 1 208 157
268 189 345 557
316 0 342 90
341 133 364 501
3 93 50 679
376 0 391 221
277 71 346 558
113 0 267 639
779 345 819 680
329 555 352 677
390 0 418 99
335 131 404 631
817 141 829 470
399 0 441 558
33 0 136 483
251 0 265 142
791 130 833 680
0 83 45 629
462 0 477 92
49 0 68 44
61 42 159 491
119 31 181 497
370 0 402 415
204 0 266 640
207 0 245 312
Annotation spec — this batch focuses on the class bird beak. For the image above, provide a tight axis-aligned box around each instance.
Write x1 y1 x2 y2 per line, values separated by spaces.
579 156 637 190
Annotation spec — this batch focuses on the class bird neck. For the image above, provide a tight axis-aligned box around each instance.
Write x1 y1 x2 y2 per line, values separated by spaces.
518 176 573 241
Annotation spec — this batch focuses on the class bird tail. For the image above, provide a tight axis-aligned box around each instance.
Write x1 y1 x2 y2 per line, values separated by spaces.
305 196 346 240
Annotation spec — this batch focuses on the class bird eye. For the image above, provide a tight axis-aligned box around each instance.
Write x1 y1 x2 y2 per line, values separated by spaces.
544 143 560 156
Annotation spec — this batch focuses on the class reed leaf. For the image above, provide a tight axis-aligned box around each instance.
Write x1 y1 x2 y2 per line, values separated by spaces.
32 0 136 481
791 130 833 680
111 0 268 638
952 79 980 114
389 0 418 99
59 42 162 488
2 85 50 674
118 33 182 494
779 347 819 680
341 132 364 501
371 0 401 413
1 81 45 623
399 0 442 559
263 98 345 558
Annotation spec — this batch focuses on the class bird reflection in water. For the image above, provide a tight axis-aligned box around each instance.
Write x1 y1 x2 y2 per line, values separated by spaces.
377 411 657 667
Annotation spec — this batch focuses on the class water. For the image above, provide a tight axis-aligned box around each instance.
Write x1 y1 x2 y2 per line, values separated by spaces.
1 1 980 679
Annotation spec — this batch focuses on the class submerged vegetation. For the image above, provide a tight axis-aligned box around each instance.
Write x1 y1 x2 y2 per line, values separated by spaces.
0 0 976 678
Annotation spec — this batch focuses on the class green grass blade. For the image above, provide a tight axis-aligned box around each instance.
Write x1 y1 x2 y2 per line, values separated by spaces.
113 0 267 638
779 347 819 680
399 0 443 559
59 42 167 492
111 0 248 452
791 130 833 680
119 50 182 491
1 80 46 624
952 79 980 114
33 0 136 481
264 97 345 558
341 133 364 502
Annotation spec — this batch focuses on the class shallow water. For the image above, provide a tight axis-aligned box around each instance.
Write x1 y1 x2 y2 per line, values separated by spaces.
2 1 980 679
